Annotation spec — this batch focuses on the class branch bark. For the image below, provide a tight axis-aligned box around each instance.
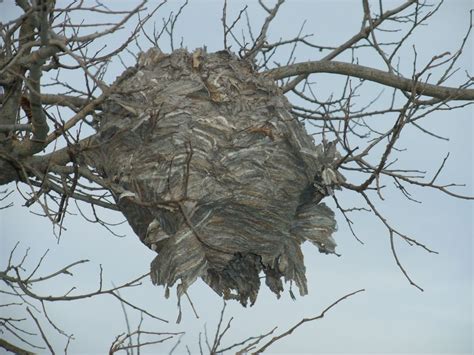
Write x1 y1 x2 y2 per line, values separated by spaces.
0 93 94 109
264 60 474 101
0 338 35 355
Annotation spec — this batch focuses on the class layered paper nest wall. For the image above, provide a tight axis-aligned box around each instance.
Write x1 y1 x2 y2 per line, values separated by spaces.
96 48 342 306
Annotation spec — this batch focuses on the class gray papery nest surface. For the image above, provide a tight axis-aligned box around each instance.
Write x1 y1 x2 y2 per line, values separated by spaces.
95 48 344 306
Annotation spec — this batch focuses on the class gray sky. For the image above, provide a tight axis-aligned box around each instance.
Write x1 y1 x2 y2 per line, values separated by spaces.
0 1 472 354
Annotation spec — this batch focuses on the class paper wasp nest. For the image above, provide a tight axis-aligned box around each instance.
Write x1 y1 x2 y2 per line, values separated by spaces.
96 48 343 306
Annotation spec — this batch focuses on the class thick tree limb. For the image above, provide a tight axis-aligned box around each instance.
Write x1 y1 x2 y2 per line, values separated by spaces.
264 60 474 101
0 338 35 355
0 4 36 140
17 40 65 68
0 93 94 109
13 56 50 156
0 124 32 132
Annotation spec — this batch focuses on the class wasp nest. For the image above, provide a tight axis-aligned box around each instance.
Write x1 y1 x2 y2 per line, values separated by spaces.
96 48 344 306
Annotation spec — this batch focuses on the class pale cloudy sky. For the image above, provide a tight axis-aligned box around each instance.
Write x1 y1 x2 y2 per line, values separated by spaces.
0 1 472 354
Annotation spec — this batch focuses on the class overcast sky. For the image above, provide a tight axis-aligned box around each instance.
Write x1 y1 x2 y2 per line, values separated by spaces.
1 1 472 354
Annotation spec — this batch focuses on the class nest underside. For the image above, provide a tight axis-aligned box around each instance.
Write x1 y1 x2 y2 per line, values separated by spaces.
95 48 340 306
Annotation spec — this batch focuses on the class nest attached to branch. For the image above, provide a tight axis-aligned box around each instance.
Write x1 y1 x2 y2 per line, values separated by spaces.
96 48 344 306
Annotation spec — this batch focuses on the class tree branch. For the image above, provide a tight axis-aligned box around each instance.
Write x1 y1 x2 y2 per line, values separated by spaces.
281 0 418 91
264 60 474 101
0 94 95 110
253 289 365 353
0 338 35 355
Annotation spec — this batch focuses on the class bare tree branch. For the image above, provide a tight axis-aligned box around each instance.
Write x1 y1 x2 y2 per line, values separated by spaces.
0 338 35 355
253 289 365 353
264 60 474 101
